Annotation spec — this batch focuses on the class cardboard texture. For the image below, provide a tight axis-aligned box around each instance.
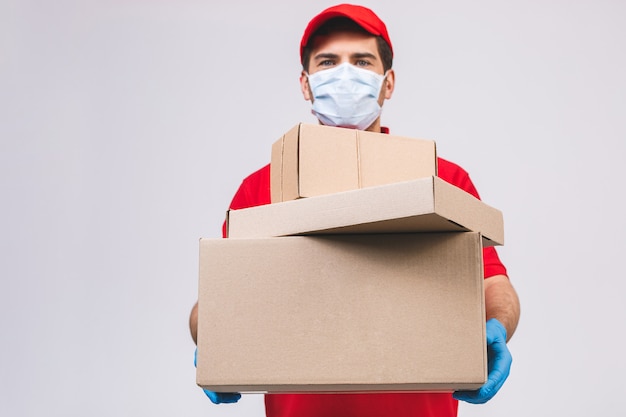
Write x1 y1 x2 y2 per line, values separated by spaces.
228 176 504 246
196 233 486 393
271 123 437 203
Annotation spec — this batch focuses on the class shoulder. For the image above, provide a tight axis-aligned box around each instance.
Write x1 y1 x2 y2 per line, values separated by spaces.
242 163 270 185
437 157 469 177
437 157 481 199
229 164 271 210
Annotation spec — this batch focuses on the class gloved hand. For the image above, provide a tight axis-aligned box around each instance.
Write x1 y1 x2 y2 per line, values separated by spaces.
453 318 512 404
194 348 242 404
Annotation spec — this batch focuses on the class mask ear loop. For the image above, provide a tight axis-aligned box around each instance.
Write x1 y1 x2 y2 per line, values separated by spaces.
378 71 389 96
383 71 388 85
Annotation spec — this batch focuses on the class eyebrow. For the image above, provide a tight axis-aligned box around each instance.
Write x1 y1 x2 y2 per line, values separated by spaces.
351 52 378 61
313 52 340 61
312 52 379 62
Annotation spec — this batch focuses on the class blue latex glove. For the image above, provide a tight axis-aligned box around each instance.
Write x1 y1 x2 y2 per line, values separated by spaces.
194 348 242 404
453 318 512 404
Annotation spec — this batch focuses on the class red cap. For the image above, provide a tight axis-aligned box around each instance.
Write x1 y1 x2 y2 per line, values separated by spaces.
300 4 393 63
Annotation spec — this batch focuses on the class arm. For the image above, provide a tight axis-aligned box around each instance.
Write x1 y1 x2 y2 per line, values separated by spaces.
189 301 199 345
189 167 269 403
484 274 520 341
190 167 269 346
190 300 241 404
454 274 520 404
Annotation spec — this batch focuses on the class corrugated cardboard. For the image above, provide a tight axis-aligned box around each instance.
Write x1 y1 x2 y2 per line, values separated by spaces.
196 232 486 393
228 176 504 246
271 123 437 203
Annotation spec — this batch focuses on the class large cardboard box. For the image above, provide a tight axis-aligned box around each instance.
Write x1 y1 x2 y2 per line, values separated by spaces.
271 123 437 203
228 176 504 246
196 232 486 393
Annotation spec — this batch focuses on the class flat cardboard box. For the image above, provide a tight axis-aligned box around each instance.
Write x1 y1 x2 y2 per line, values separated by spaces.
271 123 437 203
196 232 486 393
228 176 504 247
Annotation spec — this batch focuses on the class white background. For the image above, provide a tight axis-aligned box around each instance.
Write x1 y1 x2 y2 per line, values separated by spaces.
2 0 625 416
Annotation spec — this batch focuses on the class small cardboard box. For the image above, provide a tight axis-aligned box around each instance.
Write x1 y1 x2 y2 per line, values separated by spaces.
271 123 437 203
228 176 504 247
196 232 486 393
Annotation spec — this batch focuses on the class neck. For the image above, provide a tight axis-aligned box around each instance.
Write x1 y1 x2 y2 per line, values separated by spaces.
365 117 382 132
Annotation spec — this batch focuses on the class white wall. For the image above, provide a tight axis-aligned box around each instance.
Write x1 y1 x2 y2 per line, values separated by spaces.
2 1 625 416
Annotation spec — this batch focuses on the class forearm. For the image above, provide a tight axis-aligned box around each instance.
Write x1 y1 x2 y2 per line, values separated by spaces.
189 302 199 345
484 274 520 341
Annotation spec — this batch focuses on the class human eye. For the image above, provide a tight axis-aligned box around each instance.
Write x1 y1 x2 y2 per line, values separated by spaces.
319 59 336 67
355 59 371 67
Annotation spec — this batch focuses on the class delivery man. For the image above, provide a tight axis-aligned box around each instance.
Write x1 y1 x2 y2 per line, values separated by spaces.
189 4 521 417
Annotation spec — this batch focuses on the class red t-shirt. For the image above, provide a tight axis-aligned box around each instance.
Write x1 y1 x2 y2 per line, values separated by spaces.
223 157 507 417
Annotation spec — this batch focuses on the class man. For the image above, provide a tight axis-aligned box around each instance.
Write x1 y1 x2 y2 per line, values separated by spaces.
189 4 521 417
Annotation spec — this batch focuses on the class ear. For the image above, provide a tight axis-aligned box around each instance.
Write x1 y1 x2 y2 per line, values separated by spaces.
382 69 395 100
300 71 313 102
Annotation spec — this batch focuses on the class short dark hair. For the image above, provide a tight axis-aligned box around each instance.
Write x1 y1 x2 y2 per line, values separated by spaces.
301 17 393 73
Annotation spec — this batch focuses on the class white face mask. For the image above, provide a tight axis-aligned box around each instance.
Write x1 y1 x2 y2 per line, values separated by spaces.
306 63 386 131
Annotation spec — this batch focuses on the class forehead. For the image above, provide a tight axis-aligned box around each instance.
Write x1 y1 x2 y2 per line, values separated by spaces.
309 30 380 58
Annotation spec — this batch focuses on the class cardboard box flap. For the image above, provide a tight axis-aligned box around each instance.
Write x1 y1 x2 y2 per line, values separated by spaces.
270 124 301 203
228 176 504 246
358 129 438 187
